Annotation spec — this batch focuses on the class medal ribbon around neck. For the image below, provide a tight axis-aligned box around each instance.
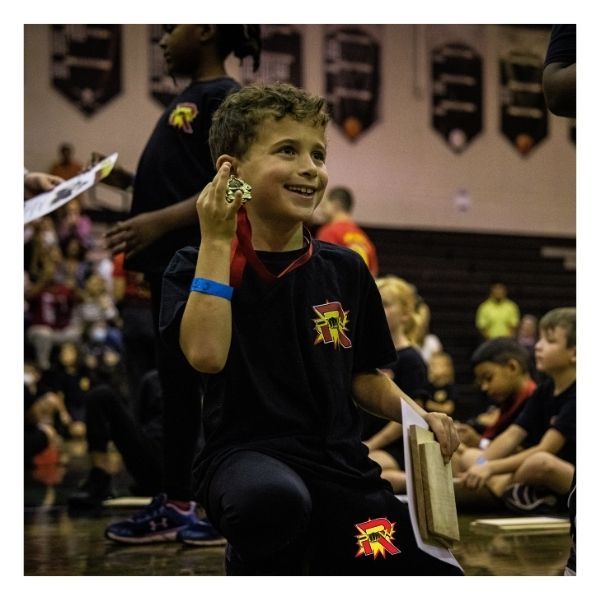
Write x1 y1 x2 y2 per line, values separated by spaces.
230 207 313 288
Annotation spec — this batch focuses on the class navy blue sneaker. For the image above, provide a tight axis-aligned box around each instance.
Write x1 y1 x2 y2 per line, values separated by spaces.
105 494 200 543
177 518 226 547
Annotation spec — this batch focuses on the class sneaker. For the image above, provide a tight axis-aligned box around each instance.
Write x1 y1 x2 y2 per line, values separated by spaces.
105 494 200 543
502 483 558 514
177 518 227 547
68 467 115 510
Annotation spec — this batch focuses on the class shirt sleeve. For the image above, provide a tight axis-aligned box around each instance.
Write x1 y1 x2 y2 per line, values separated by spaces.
158 246 199 356
545 25 576 66
351 262 397 373
514 383 545 434
550 397 576 442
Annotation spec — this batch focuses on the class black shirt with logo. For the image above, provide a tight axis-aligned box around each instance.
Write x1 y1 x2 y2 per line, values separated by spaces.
127 77 239 275
160 240 397 502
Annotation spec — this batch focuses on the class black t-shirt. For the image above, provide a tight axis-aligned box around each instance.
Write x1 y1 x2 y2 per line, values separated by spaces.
545 25 576 66
361 346 429 441
127 77 240 275
160 240 397 500
514 378 576 465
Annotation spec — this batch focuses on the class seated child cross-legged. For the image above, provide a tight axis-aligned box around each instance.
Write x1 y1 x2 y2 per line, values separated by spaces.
454 337 537 472
159 83 462 576
460 308 576 513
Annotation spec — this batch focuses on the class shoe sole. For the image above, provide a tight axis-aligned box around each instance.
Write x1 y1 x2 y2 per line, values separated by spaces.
105 528 184 544
179 538 227 547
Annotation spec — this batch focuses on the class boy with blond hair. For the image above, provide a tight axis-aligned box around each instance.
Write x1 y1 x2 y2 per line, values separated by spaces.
160 83 461 575
461 308 575 513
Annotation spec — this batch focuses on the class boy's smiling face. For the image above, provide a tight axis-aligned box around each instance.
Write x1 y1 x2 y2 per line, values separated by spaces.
235 116 328 227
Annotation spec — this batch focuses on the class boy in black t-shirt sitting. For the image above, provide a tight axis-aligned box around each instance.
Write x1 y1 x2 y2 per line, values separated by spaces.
460 308 576 513
160 83 461 575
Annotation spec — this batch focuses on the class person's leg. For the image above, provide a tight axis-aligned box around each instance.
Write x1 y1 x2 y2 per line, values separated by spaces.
305 480 462 575
85 384 162 492
369 448 406 493
148 275 201 503
206 451 312 575
513 452 575 494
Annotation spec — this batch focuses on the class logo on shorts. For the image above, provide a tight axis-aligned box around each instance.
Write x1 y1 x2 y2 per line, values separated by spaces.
169 102 198 134
312 301 352 349
355 517 400 559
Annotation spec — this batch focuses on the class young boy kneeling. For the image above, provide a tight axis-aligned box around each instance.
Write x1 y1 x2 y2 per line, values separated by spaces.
160 83 461 575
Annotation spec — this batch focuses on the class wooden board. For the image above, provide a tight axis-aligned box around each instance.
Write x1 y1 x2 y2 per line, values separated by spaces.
408 425 434 542
470 516 570 535
102 497 152 508
419 441 461 544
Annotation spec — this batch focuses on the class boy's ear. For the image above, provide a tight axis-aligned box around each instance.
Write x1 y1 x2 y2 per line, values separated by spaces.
196 25 217 42
216 154 238 174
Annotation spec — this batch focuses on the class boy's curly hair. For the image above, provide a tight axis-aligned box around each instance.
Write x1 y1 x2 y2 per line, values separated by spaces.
209 83 330 165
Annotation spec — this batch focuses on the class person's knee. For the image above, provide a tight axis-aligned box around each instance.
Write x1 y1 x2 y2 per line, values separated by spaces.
220 477 312 553
517 451 557 483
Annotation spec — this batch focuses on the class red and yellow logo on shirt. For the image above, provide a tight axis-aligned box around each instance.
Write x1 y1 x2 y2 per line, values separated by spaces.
169 102 198 134
312 301 352 349
355 517 401 559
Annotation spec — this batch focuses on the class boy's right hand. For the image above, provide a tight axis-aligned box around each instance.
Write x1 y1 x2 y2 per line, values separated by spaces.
196 162 245 243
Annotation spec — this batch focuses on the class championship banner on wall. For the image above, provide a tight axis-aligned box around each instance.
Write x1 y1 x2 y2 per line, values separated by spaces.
240 25 303 87
325 25 381 142
497 26 549 157
427 25 484 154
148 25 190 108
51 25 122 117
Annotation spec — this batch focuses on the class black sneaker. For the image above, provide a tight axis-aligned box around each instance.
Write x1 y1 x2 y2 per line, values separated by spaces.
502 483 558 514
68 467 115 509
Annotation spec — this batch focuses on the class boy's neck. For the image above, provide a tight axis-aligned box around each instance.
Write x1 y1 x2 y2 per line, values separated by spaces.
550 366 576 395
251 221 305 252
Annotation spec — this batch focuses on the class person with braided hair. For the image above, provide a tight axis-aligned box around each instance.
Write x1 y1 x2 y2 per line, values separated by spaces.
103 25 261 545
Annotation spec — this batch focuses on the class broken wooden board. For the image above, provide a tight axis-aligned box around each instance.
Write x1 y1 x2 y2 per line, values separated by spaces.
419 440 461 544
408 425 434 542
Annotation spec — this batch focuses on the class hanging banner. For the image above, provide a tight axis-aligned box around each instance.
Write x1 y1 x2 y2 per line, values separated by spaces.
325 25 381 142
497 26 549 157
51 25 122 117
148 25 190 108
240 25 303 87
427 25 484 153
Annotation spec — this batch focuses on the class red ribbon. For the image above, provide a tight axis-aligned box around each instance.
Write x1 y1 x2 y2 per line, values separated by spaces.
230 207 313 288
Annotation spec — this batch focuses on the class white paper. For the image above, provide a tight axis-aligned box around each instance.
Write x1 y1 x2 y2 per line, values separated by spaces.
401 398 463 570
24 153 118 224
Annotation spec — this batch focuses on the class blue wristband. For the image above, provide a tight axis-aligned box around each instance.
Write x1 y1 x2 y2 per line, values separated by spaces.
190 277 233 300
475 455 488 466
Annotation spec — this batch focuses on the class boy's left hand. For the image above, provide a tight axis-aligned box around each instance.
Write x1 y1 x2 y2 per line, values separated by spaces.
423 412 459 464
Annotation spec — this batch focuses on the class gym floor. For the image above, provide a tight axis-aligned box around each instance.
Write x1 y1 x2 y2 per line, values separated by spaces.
24 441 571 576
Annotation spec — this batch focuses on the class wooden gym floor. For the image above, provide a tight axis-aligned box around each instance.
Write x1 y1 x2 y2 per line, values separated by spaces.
24 441 571 576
